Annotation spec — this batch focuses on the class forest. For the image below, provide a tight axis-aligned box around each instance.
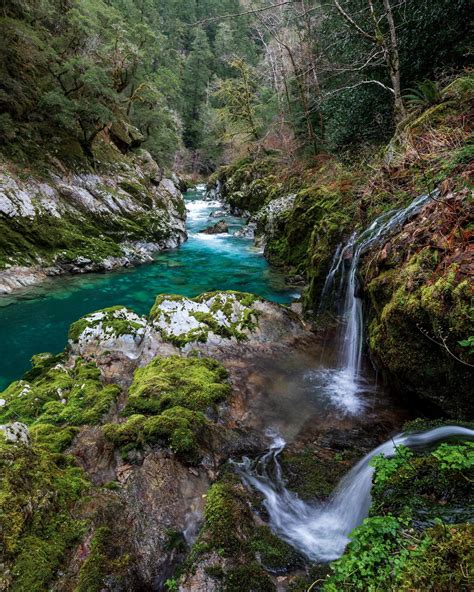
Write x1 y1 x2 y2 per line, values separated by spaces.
0 1 472 591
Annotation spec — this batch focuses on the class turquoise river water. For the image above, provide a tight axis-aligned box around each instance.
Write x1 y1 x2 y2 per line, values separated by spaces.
0 186 297 390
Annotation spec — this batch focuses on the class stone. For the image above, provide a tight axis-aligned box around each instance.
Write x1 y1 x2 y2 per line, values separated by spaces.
233 222 256 239
0 422 30 445
135 149 163 185
201 219 228 234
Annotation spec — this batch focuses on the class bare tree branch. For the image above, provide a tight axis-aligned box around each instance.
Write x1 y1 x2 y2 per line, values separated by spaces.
332 0 376 41
324 79 396 96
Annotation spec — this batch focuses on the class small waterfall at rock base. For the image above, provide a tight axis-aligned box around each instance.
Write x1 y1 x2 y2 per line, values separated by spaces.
311 191 437 414
236 190 467 564
237 426 474 563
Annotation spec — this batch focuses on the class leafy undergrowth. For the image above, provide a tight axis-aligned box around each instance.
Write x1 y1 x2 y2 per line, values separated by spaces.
321 437 474 591
103 355 231 462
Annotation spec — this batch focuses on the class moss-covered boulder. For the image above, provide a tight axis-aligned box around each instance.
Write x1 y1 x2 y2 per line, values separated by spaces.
361 192 473 417
125 355 230 415
150 292 261 347
150 291 306 350
211 155 286 214
103 355 231 461
68 305 150 357
0 355 120 450
180 473 302 591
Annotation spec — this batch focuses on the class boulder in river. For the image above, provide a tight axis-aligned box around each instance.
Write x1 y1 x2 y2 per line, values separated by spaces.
201 219 228 234
234 222 256 239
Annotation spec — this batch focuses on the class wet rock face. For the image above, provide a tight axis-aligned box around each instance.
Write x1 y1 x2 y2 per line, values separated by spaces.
360 191 473 417
123 450 210 588
0 151 187 294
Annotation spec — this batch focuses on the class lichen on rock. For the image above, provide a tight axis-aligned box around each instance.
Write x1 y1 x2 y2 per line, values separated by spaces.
149 291 262 348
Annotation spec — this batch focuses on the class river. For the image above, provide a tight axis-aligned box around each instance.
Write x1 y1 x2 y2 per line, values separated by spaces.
0 186 297 390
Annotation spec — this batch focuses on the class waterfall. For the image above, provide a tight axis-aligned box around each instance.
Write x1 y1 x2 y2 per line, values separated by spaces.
317 192 437 407
237 426 474 563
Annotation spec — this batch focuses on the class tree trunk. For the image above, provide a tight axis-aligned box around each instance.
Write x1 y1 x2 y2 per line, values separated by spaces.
381 0 405 122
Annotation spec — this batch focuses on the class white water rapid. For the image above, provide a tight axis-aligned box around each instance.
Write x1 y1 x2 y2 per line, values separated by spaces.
237 426 474 562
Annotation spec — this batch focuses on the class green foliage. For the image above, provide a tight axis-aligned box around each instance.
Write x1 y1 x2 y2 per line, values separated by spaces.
325 435 474 591
398 523 474 591
215 59 263 144
432 442 474 471
404 80 442 109
324 517 474 592
164 578 179 592
370 445 414 485
324 515 412 591
458 335 474 355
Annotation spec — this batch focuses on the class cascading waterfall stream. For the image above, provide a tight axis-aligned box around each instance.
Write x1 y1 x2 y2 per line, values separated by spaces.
237 426 474 562
314 191 438 413
235 189 464 563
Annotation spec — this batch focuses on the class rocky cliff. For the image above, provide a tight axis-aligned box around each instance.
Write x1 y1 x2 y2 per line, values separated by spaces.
0 291 314 591
0 141 187 294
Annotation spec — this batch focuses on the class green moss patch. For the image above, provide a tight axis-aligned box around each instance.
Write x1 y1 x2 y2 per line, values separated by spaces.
76 526 131 592
125 355 230 415
0 437 89 591
103 355 230 461
0 358 120 447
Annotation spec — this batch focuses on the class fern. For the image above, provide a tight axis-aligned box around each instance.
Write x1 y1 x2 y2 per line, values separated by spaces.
403 80 441 109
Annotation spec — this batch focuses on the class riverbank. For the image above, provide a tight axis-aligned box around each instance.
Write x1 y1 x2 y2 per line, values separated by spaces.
0 187 296 390
0 146 189 296
207 73 473 418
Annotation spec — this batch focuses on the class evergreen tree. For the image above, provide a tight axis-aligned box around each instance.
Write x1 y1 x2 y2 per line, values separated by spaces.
181 28 213 150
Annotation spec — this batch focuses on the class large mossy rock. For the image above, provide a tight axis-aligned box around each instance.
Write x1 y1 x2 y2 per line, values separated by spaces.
360 192 473 417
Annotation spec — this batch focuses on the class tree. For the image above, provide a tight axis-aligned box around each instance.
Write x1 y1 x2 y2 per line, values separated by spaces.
332 0 405 121
215 58 262 145
181 28 213 149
